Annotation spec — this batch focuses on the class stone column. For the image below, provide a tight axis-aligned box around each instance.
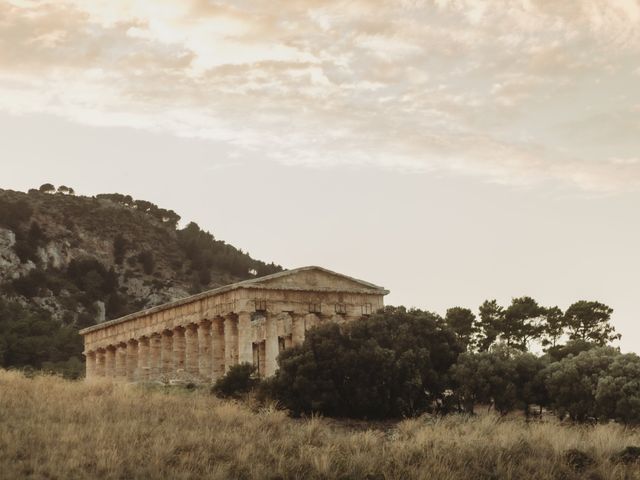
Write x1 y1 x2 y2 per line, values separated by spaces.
212 318 225 379
265 313 279 377
224 315 238 373
284 335 293 349
185 324 199 376
115 343 127 380
150 333 162 380
292 314 306 346
161 330 173 377
96 349 106 378
258 341 266 377
105 346 116 378
126 340 138 382
173 327 186 373
138 337 150 382
85 351 96 380
237 312 253 365
198 320 212 380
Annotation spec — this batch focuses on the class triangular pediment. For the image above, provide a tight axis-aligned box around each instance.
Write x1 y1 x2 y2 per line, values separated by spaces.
243 266 387 293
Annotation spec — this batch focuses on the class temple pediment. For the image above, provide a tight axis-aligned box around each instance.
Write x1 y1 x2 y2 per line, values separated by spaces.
243 266 388 294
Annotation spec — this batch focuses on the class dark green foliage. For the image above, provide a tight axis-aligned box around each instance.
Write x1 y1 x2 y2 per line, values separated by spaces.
11 269 52 297
0 198 33 230
270 306 462 419
137 250 155 274
476 300 503 351
543 347 619 421
38 183 55 194
541 306 565 349
97 193 181 228
546 339 595 362
67 259 118 304
450 346 547 415
595 353 640 424
564 301 619 345
444 307 477 351
211 363 259 398
113 234 128 265
0 298 83 377
13 221 48 264
177 222 281 283
502 296 545 350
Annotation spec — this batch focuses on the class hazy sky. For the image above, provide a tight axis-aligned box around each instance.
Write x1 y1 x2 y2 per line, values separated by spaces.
2 0 640 352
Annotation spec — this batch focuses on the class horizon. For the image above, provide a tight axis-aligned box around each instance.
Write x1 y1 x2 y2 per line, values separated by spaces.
3 0 640 353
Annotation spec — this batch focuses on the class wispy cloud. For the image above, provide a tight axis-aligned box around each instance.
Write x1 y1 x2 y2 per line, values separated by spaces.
2 0 640 192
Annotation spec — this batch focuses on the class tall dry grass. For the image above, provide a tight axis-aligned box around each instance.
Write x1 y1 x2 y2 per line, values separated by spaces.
1 369 639 480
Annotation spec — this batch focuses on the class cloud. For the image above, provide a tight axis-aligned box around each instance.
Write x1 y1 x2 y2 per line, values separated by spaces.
1 0 640 192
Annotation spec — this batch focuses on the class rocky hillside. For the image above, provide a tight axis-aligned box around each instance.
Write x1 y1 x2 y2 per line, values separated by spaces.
0 186 282 377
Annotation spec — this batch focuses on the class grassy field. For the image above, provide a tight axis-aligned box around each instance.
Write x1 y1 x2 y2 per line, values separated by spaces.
1 370 640 480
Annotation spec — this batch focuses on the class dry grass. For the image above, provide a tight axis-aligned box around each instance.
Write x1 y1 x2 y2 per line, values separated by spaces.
1 369 640 480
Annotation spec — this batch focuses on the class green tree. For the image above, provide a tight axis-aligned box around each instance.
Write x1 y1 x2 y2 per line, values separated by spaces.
445 307 477 351
271 306 462 419
541 306 565 350
543 346 619 421
595 353 640 424
450 346 545 415
502 297 545 350
564 301 619 346
38 183 55 194
476 300 503 351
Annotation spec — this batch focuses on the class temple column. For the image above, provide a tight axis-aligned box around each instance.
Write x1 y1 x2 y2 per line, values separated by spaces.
198 320 212 380
173 327 186 373
126 340 138 382
138 337 150 382
161 330 173 377
258 341 266 377
265 313 278 377
292 314 306 346
185 324 199 376
224 315 238 373
96 349 106 378
212 318 225 379
115 343 127 380
85 351 96 380
237 312 253 365
150 333 162 380
105 346 116 378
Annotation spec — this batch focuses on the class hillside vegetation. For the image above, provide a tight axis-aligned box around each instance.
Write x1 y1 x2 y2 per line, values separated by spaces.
1 369 640 480
0 186 281 377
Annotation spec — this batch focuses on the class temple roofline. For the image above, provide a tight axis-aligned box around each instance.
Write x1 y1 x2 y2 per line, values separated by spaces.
79 266 389 335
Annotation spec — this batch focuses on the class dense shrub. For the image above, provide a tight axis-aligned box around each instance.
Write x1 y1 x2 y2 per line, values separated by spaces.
543 347 619 421
212 363 259 399
451 346 547 415
0 298 83 377
269 306 462 419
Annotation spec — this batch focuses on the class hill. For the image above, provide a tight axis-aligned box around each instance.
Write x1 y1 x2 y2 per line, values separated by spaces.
0 186 282 377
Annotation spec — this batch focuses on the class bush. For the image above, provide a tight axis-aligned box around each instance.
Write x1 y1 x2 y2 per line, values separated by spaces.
211 363 259 399
543 347 619 421
269 306 462 419
450 346 547 415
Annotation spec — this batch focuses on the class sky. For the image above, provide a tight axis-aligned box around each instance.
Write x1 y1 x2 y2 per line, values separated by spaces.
2 0 640 352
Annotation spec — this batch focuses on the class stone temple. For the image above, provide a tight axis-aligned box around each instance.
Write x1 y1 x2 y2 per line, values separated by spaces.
80 266 388 382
